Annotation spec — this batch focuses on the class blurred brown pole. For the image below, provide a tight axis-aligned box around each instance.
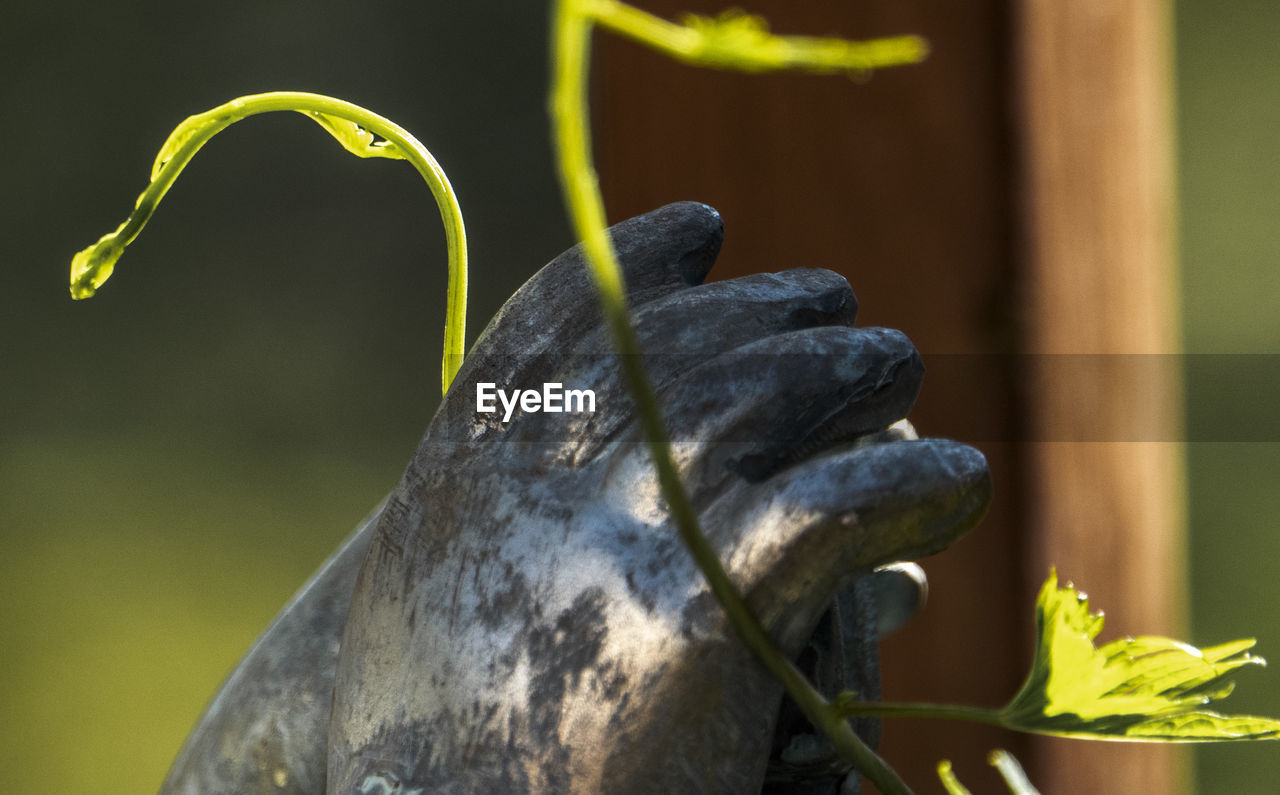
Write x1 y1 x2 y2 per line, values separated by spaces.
1015 0 1187 792
593 1 1184 792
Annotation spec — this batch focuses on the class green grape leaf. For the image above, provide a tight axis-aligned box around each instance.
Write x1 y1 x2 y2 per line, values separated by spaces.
998 569 1280 741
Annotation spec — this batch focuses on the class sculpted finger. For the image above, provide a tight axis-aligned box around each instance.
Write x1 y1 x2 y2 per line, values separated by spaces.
449 201 723 391
868 561 929 637
589 268 857 356
599 325 923 497
481 270 857 455
567 267 856 387
713 439 990 655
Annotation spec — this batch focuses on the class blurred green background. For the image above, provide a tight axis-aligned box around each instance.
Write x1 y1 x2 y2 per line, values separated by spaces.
0 1 572 788
1179 1 1280 790
1 1 1276 792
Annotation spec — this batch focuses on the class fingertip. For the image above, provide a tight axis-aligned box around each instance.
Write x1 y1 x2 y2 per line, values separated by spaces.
740 439 991 579
868 561 928 637
610 201 724 294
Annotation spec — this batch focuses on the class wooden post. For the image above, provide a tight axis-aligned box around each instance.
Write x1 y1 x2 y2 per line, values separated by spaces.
593 1 1184 791
1015 0 1186 791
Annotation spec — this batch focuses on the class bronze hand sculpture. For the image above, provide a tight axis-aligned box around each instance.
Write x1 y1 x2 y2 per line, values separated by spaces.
163 203 990 794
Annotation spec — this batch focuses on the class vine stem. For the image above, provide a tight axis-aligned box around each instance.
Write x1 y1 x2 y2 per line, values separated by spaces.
69 91 468 393
549 3 912 793
837 701 1006 727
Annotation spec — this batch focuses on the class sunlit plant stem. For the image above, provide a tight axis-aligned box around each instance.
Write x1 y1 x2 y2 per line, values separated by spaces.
550 2 927 792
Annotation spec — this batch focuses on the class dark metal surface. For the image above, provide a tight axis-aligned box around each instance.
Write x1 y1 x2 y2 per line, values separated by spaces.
162 203 991 794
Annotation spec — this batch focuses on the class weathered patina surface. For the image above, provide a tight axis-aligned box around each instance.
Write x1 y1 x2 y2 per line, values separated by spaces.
162 203 990 794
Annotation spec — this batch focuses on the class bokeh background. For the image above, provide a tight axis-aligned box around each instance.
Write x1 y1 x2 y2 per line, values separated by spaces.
0 1 1275 792
1179 1 1280 788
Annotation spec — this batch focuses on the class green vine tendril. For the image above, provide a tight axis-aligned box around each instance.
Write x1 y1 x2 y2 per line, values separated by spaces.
551 2 926 792
69 91 468 394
